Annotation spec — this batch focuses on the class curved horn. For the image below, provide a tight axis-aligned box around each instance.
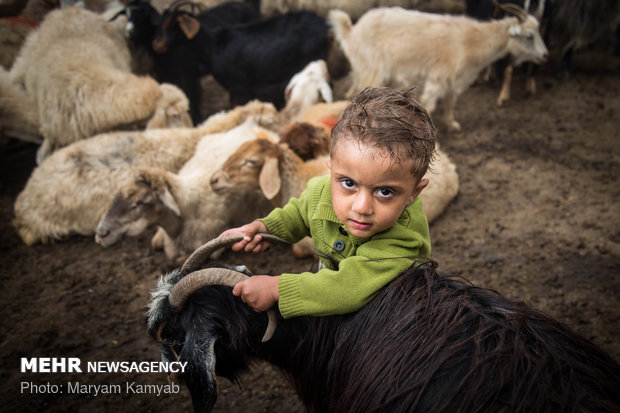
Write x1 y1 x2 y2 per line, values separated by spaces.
181 233 291 273
493 0 528 22
169 267 278 342
168 0 202 14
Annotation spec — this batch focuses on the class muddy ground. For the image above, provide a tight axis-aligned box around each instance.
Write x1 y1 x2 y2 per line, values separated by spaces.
1 45 619 412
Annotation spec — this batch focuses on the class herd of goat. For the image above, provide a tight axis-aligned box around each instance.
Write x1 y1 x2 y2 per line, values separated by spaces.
1 0 619 411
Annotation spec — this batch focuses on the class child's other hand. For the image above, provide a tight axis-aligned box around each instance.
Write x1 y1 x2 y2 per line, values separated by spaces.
232 275 280 312
219 221 270 253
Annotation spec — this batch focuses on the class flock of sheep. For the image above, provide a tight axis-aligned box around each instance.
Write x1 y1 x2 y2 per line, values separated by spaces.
2 0 465 264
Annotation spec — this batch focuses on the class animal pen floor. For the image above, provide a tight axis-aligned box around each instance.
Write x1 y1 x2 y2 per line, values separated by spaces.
1 46 619 412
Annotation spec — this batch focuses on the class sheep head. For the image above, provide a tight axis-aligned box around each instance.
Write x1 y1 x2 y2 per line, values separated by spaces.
279 122 331 161
95 168 181 247
209 138 286 203
145 83 192 129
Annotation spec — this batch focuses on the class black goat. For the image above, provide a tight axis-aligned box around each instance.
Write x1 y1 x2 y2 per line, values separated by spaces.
151 8 331 111
542 0 620 77
147 234 620 413
114 0 262 124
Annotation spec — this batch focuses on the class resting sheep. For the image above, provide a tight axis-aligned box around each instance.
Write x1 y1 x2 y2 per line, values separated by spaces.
13 100 280 246
146 235 620 412
5 5 192 163
328 4 549 130
94 119 279 263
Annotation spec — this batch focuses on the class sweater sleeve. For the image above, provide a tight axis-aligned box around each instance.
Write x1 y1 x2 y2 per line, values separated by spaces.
278 230 429 318
258 187 312 243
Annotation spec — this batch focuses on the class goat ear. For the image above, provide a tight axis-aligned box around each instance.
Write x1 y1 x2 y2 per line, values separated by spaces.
259 157 281 200
158 187 181 216
177 14 200 39
319 81 333 103
508 24 522 36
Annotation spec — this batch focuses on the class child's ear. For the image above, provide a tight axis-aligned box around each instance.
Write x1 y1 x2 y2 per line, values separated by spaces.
407 178 429 204
325 158 331 170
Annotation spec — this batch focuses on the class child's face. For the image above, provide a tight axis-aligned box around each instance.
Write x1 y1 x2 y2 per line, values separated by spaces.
327 138 428 238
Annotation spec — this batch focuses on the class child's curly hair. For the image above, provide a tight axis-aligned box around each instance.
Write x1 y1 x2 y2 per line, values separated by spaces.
331 87 437 180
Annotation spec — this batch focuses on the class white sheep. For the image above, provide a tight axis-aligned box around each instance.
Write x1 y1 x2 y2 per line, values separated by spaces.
6 5 192 164
209 135 459 255
328 6 548 130
281 59 333 122
13 99 281 246
94 119 280 263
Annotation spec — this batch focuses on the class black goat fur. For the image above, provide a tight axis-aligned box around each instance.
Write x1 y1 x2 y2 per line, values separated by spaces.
147 260 620 413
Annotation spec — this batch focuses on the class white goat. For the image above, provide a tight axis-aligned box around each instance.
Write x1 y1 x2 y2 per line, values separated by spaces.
94 120 279 263
329 5 548 130
6 5 192 164
281 59 333 122
13 100 281 246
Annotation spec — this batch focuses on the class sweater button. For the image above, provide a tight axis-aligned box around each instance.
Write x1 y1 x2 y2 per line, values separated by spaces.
339 226 348 235
333 240 345 251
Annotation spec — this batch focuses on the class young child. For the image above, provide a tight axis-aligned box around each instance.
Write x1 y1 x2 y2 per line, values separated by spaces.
219 87 437 318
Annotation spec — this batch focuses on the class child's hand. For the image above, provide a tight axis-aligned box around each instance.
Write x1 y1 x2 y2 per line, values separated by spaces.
233 275 280 312
219 221 270 253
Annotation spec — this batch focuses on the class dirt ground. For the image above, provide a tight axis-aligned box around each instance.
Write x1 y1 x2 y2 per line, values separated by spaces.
1 45 618 412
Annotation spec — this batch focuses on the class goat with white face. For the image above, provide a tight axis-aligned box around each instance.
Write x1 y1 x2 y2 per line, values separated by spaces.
329 2 548 130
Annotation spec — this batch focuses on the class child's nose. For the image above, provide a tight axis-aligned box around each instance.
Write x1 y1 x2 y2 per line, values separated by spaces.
352 192 373 215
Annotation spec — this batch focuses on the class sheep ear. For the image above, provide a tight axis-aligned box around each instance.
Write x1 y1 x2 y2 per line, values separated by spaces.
177 14 200 39
259 157 281 200
158 187 181 216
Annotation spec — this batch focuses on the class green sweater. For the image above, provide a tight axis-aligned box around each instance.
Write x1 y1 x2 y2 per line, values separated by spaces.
260 175 431 319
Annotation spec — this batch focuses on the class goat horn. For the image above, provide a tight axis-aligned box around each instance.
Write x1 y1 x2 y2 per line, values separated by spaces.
169 267 278 342
492 0 528 22
180 233 290 273
168 0 201 14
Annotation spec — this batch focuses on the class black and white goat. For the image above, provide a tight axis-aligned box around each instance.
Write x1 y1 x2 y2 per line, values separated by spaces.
145 4 331 113
115 0 262 124
147 234 620 413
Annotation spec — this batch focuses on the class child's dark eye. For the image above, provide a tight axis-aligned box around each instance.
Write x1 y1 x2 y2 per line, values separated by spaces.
340 179 356 190
376 188 394 199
